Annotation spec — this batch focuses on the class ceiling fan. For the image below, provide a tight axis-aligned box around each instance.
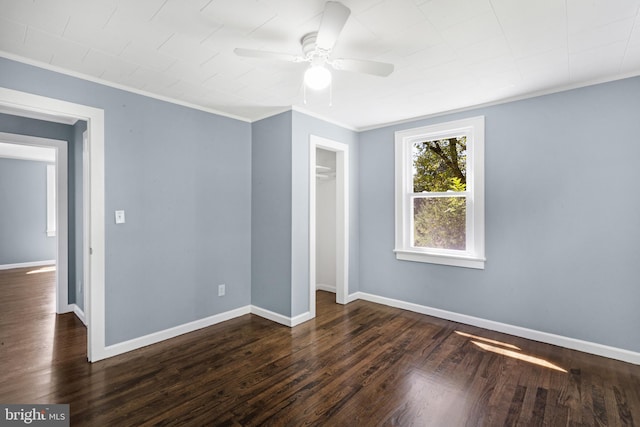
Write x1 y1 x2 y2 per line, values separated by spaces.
234 1 394 92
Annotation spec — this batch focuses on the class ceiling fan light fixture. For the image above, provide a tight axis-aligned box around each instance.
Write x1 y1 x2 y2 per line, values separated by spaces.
304 64 332 90
233 1 393 103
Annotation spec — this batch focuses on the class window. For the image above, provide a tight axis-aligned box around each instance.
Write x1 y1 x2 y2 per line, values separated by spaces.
46 164 56 237
394 116 485 269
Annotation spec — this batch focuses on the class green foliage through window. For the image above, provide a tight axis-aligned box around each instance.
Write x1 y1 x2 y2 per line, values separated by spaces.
413 136 466 192
412 136 467 250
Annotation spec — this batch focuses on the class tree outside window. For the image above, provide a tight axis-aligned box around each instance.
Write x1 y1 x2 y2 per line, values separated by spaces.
412 136 466 250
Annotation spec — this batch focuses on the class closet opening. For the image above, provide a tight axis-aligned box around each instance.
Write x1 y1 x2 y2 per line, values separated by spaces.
315 148 337 295
309 135 349 318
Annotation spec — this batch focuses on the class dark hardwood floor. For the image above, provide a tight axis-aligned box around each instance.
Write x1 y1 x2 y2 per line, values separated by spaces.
1 266 639 426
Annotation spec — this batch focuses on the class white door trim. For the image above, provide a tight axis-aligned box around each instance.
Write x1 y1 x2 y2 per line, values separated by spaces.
82 131 90 323
0 87 106 362
309 135 349 317
0 132 68 314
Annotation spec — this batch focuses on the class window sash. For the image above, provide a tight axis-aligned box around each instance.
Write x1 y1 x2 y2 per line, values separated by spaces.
408 192 473 255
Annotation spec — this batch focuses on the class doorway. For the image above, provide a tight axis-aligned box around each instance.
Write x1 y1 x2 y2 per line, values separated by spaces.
0 132 68 313
315 148 337 294
0 87 105 362
309 135 349 318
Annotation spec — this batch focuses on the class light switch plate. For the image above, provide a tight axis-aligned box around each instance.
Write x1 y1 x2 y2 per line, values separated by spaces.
115 210 125 224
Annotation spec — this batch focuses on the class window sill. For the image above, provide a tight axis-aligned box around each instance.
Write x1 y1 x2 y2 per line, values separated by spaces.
394 249 485 269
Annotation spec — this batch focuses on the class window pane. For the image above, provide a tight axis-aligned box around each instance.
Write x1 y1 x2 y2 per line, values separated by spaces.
413 197 466 250
413 136 466 193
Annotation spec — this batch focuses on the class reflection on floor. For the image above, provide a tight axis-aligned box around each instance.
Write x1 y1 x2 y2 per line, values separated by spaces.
1 269 639 426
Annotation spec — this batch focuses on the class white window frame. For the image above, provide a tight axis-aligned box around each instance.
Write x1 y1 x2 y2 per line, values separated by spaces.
394 116 485 269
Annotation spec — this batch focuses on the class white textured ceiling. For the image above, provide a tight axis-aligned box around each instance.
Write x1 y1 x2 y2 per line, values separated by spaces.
1 0 639 130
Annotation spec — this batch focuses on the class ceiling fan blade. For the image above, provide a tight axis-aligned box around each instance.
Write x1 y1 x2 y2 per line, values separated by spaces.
316 1 351 50
332 58 394 77
234 48 300 62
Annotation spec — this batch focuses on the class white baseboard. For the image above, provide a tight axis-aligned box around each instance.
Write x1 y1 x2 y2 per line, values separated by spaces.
250 305 291 326
57 303 74 315
0 260 55 270
290 311 314 326
72 304 86 325
90 292 639 365
100 304 314 361
353 292 640 365
250 305 312 327
102 305 251 359
346 293 360 303
316 283 336 293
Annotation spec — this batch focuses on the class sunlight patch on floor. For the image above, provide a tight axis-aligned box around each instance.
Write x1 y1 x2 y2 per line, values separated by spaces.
472 341 567 372
454 330 521 350
27 266 56 274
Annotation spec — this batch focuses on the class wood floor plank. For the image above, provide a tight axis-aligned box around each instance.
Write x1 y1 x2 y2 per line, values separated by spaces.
1 268 640 426
503 384 527 426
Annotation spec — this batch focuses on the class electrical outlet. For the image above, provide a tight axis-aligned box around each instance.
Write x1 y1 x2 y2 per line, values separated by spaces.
218 284 225 297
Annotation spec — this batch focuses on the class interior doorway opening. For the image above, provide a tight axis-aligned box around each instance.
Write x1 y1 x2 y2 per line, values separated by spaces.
315 148 337 293
0 87 105 362
309 135 349 318
0 132 68 313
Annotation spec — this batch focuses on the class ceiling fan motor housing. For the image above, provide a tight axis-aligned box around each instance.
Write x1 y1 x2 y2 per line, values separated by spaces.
301 32 330 62
234 2 393 79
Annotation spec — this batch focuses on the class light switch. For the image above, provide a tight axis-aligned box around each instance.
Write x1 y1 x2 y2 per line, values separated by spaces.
115 210 125 224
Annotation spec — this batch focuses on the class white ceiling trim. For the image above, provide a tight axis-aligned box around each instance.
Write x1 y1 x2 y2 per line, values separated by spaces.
291 105 358 132
359 70 640 132
0 51 252 124
1 0 639 129
1 51 358 130
3 52 639 134
250 106 295 124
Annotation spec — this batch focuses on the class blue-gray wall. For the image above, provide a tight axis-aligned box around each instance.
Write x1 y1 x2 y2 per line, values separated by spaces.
0 57 252 345
0 157 55 264
251 111 293 316
359 76 640 353
3 54 638 355
250 110 359 318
